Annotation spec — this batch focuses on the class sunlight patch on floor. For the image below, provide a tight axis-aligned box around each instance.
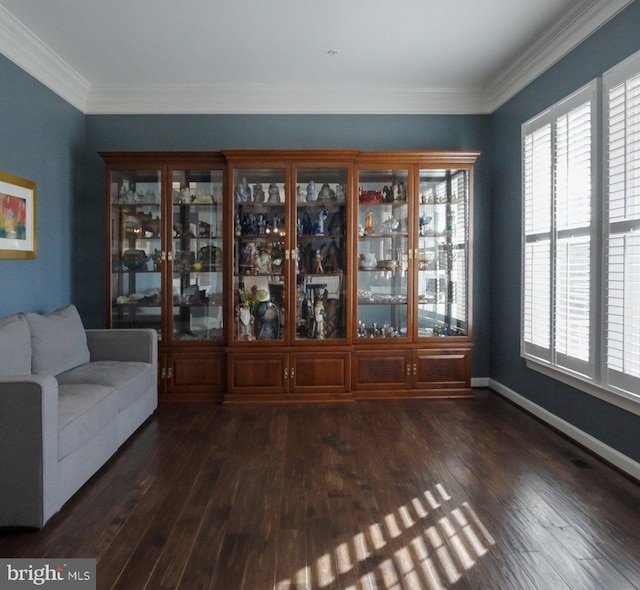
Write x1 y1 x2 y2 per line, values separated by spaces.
275 483 496 589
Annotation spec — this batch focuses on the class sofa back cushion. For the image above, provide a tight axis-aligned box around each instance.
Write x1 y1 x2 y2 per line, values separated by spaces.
26 305 90 375
0 313 32 375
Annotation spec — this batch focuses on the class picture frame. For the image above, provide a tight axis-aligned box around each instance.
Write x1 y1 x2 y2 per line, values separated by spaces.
0 171 37 259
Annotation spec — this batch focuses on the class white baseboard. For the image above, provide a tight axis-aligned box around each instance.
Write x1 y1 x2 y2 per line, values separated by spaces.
471 377 490 388
488 379 640 482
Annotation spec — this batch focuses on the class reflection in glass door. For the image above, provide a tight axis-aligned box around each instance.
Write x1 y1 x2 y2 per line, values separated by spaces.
110 169 163 338
416 169 469 337
171 169 224 341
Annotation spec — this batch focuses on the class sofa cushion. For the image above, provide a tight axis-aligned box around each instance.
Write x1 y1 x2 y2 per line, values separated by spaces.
26 305 90 376
56 361 154 411
0 313 31 375
57 383 118 460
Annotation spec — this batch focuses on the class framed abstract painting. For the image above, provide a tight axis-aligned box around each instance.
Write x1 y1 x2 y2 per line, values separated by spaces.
0 171 37 259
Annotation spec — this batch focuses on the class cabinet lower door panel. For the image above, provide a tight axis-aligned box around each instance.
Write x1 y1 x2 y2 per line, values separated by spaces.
227 353 287 396
352 351 410 392
414 348 471 395
291 352 350 394
162 352 225 402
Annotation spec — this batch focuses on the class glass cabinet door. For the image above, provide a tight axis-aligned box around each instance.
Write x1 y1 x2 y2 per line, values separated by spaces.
416 168 469 337
110 169 163 337
232 168 286 341
171 169 224 342
294 168 348 340
356 169 409 339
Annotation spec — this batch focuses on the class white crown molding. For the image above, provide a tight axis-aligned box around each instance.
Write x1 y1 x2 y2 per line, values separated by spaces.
486 0 635 112
0 0 634 115
85 83 491 115
0 4 89 112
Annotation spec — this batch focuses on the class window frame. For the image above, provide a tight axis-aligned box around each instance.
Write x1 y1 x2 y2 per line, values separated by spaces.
520 60 640 416
521 80 600 381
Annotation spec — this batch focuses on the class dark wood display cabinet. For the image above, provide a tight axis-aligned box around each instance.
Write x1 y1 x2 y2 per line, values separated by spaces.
102 150 477 402
353 152 477 398
223 151 357 402
102 153 226 402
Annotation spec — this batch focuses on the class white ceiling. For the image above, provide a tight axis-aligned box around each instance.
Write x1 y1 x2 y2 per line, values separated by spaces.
0 0 633 114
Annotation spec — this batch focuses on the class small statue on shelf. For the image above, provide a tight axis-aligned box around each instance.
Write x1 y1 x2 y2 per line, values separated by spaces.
335 184 346 202
327 209 345 235
272 213 283 235
198 220 212 238
317 183 335 201
257 214 267 235
234 177 252 202
236 303 254 340
253 183 265 203
268 183 281 203
364 210 375 235
301 212 314 235
256 301 280 340
253 249 272 274
312 247 325 274
314 208 329 235
306 180 317 202
242 212 257 235
311 298 325 339
383 185 393 202
323 240 342 273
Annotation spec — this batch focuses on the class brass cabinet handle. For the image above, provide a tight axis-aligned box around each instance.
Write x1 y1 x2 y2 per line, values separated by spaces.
413 364 417 376
290 367 295 379
160 367 166 379
406 364 411 375
284 368 289 380
167 367 173 380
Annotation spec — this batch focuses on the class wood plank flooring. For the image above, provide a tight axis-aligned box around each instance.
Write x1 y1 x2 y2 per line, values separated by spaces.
1 389 640 589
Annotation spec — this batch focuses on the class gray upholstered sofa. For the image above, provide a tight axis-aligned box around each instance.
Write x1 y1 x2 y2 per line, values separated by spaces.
0 305 157 528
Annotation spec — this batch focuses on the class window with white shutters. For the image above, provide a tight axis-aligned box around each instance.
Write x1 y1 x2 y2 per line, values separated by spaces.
520 49 640 409
521 82 596 379
604 54 640 397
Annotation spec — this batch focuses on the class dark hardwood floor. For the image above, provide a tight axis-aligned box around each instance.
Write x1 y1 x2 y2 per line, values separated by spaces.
1 389 640 589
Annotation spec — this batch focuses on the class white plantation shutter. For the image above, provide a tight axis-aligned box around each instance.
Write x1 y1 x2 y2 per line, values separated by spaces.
523 120 553 358
554 101 593 373
604 54 640 396
521 53 640 407
522 82 595 377
555 237 590 363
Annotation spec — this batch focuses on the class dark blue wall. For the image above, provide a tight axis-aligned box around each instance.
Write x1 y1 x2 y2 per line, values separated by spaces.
489 1 640 461
82 114 492 377
0 55 85 317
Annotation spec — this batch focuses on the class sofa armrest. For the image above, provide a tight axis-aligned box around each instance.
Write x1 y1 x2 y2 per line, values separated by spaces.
85 329 158 365
0 376 59 528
